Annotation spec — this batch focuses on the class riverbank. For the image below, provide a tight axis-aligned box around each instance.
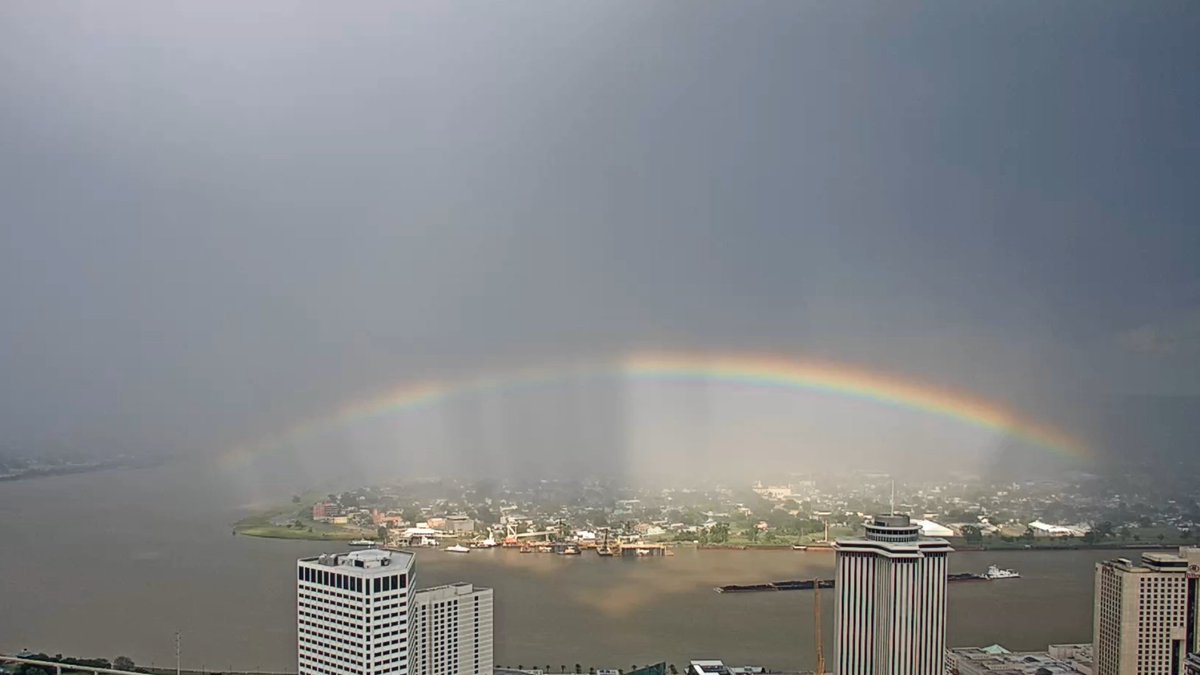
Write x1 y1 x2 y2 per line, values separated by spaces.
0 457 164 483
231 503 370 541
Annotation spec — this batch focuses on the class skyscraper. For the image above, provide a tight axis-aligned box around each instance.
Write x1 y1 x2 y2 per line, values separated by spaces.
1093 549 1200 675
411 583 494 675
833 514 953 675
297 549 416 675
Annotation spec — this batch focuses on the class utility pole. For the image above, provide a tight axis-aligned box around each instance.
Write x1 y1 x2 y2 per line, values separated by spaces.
813 579 825 674
175 632 181 675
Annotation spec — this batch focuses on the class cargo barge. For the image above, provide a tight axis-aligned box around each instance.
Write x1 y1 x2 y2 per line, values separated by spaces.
715 572 988 593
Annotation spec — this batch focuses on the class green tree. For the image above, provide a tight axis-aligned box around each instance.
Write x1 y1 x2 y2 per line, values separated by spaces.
113 656 136 671
576 664 583 674
960 525 983 545
292 495 301 504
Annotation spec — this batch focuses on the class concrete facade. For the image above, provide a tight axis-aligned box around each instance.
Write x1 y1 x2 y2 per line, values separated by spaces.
834 514 953 675
297 549 415 675
412 583 493 675
1093 549 1200 675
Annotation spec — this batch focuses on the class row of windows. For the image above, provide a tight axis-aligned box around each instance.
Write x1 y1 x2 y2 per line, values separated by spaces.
300 618 365 642
299 653 364 675
300 583 368 606
299 642 362 666
299 656 401 675
298 566 407 595
300 585 405 608
301 597 406 622
299 627 364 654
301 566 368 593
300 604 363 626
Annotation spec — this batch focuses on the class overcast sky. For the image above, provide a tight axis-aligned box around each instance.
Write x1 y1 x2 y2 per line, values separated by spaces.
1 2 1197 471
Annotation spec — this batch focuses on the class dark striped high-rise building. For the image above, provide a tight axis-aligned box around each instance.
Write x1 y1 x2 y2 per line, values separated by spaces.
833 514 952 675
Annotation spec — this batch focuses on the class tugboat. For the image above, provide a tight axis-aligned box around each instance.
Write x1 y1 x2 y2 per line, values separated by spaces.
985 565 1020 579
596 529 615 556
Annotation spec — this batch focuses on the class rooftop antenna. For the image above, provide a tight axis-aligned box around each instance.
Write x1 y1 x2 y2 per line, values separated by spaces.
890 479 896 515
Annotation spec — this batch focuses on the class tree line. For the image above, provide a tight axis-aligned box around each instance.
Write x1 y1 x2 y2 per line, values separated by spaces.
6 654 138 675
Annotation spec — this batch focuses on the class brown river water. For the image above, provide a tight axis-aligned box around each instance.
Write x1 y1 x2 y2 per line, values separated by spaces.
0 462 1107 672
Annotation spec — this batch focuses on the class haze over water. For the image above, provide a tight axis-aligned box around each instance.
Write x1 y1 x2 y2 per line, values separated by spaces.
2 464 1104 671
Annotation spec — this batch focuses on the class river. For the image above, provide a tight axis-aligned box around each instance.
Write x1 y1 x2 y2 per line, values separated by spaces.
0 462 1106 672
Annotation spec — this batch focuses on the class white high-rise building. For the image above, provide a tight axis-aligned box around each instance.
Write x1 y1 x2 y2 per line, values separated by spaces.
1093 549 1200 675
297 549 416 675
412 583 494 675
833 514 953 675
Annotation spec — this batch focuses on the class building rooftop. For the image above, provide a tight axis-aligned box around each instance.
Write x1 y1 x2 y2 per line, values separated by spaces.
836 513 953 555
416 582 491 596
298 548 414 574
1099 549 1199 574
689 661 731 675
947 646 1090 675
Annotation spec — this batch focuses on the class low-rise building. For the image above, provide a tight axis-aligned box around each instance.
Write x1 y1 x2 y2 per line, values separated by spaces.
689 661 732 675
946 645 1091 675
445 515 475 534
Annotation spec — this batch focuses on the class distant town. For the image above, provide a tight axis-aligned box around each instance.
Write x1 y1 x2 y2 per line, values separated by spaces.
0 452 160 482
234 469 1200 553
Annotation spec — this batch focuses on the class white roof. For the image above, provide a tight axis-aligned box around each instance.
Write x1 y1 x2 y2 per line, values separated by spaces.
914 519 955 537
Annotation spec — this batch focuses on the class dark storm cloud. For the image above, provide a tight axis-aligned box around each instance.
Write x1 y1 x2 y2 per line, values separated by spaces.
0 2 1197 462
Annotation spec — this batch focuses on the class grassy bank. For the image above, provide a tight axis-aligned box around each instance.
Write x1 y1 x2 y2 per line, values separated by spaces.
232 503 370 542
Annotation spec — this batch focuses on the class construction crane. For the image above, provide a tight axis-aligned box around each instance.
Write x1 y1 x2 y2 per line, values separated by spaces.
813 578 825 674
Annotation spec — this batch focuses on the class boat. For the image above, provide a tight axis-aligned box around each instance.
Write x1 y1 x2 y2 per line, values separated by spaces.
519 544 533 554
985 565 1020 579
445 544 471 554
717 574 990 593
715 583 778 593
948 572 988 582
348 539 376 547
474 537 498 548
596 530 615 557
792 545 808 551
772 579 835 591
560 545 581 555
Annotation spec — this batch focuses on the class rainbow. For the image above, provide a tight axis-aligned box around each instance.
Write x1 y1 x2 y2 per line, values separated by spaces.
218 351 1088 467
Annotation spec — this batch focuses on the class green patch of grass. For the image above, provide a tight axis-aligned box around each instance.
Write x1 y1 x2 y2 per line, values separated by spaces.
232 502 371 542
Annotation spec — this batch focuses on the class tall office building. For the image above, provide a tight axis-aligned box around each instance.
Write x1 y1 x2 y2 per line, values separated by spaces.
297 549 416 675
1093 549 1200 675
833 514 953 675
411 583 494 675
